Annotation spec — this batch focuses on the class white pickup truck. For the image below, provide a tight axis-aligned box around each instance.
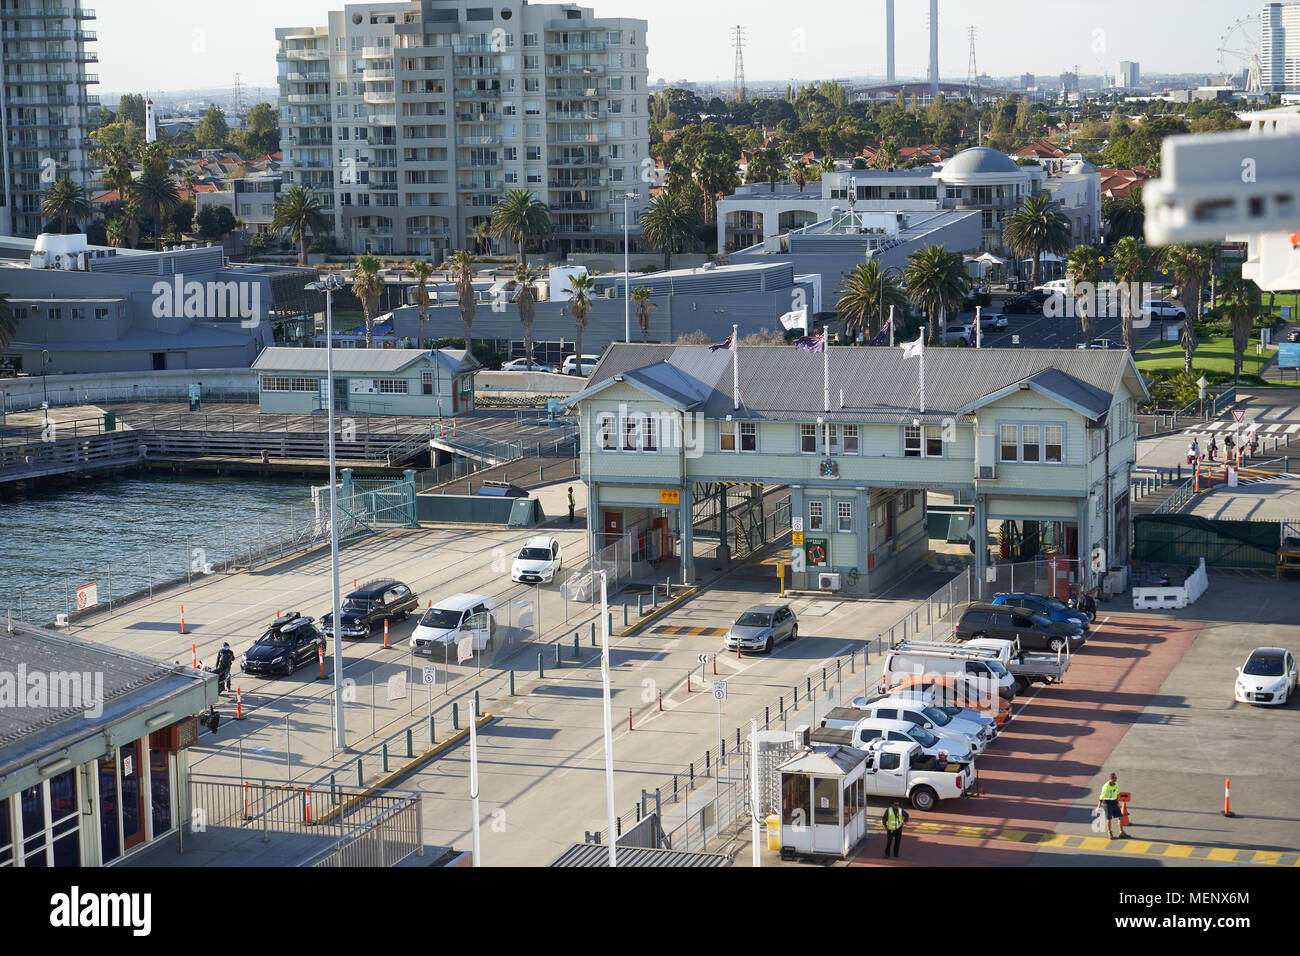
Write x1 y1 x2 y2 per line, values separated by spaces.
809 731 978 810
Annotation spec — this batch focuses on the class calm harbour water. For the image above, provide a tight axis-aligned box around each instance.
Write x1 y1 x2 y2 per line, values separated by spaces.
0 472 315 624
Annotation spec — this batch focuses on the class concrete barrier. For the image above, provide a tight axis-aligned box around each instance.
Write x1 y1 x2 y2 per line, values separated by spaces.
1132 558 1207 610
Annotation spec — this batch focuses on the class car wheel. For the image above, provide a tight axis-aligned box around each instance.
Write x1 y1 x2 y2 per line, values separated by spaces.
283 656 296 677
910 786 938 812
1048 638 1066 654
789 625 798 642
764 636 774 654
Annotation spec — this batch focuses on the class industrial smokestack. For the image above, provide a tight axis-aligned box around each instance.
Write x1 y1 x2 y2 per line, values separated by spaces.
885 0 895 83
146 99 157 144
929 0 939 97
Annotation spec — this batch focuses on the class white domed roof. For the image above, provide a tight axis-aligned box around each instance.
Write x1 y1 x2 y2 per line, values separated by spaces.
942 147 1022 177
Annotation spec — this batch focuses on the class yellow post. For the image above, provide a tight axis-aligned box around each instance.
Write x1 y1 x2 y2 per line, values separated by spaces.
778 562 785 597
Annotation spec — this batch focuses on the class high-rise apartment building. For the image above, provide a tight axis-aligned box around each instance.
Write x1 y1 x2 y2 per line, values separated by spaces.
0 1 99 238
1114 61 1139 89
276 1 649 259
1261 2 1300 92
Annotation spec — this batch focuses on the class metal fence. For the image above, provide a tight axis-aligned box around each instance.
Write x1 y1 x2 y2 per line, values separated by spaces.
0 383 259 414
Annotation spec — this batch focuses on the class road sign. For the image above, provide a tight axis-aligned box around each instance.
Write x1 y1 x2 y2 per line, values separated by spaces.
712 681 727 701
791 530 804 546
1232 409 1245 423
387 671 408 701
659 489 680 505
422 666 437 685
697 653 711 664
792 517 804 533
1011 335 1020 345
75 582 98 611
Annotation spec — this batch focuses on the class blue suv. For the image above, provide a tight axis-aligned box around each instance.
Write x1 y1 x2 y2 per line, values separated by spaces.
990 593 1091 630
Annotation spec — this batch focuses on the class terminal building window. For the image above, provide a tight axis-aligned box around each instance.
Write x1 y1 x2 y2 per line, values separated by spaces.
1022 425 1041 462
597 413 617 450
720 422 737 452
1046 425 1063 463
643 417 658 452
740 422 758 452
1000 424 1019 462
842 424 859 455
800 423 818 454
837 500 853 532
808 500 824 531
623 417 639 451
905 425 944 458
1001 422 1064 464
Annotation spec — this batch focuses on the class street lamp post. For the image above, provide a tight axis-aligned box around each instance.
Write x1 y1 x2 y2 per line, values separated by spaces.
307 274 348 749
622 191 636 343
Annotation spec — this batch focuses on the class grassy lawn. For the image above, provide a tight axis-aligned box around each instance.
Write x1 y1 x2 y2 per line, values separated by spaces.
1135 334 1271 378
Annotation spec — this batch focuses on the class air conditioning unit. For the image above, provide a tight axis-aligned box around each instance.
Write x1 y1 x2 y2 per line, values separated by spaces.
818 572 841 591
977 465 996 480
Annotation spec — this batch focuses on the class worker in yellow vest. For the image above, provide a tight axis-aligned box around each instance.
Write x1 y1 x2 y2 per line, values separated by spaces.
881 799 909 858
1098 772 1130 839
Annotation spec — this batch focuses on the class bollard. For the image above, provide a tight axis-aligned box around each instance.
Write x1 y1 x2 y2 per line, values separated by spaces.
616 816 622 838
666 578 672 600
765 705 770 728
356 757 363 788
608 611 613 634
382 743 389 774
318 646 326 680
624 603 628 628
538 652 544 678
384 619 389 649
779 695 785 718
574 633 580 659
793 684 798 706
452 702 460 731
474 690 481 718
689 763 694 787
807 676 812 697
555 642 561 669
713 655 717 676
628 707 633 731
705 751 710 776
191 643 197 669
687 670 692 693
236 688 243 720
181 607 187 635
1223 777 1235 817
673 776 678 803
510 670 516 696
822 667 827 691
406 728 413 758
658 690 663 712
429 715 435 743
652 586 659 610
591 622 596 646
638 594 644 616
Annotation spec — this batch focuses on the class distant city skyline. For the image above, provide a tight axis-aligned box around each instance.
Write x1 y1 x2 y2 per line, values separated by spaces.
98 0 1270 97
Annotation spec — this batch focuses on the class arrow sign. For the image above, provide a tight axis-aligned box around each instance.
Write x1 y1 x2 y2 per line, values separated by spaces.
697 653 711 664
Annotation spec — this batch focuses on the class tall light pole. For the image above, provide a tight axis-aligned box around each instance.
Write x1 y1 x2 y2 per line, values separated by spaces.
307 274 347 749
599 570 617 866
622 191 636 343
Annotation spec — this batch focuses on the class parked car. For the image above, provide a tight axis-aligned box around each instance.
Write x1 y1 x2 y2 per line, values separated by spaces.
851 689 998 737
1286 329 1300 343
511 535 563 584
954 602 1086 654
409 593 497 655
724 604 798 654
982 312 1010 331
1235 647 1298 705
561 354 600 376
501 358 554 373
240 613 326 677
1002 290 1050 314
1140 299 1187 321
943 323 976 347
990 592 1091 630
882 645 1016 700
887 674 1012 726
1076 338 1124 350
320 579 419 639
850 694 993 750
823 716 975 763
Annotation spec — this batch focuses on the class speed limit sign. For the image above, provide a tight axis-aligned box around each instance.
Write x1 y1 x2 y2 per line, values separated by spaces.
422 665 437 685
712 681 727 702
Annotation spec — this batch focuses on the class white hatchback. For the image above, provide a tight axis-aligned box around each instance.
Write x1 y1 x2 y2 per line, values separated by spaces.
511 535 562 584
1235 647 1298 705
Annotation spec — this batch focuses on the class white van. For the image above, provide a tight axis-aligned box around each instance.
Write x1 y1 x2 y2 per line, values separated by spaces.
409 593 497 655
882 648 1016 700
561 354 600 376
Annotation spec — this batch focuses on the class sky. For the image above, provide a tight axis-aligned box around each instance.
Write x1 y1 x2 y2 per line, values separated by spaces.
97 0 1270 97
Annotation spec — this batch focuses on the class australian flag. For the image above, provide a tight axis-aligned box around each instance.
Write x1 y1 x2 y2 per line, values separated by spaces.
708 333 734 352
867 316 892 347
795 332 825 353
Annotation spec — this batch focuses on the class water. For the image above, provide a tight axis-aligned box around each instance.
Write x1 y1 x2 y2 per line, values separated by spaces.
0 473 316 624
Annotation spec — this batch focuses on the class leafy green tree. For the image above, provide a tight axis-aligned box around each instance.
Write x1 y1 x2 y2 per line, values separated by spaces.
1003 192 1071 288
240 103 281 156
196 204 237 239
195 103 230 150
116 93 147 127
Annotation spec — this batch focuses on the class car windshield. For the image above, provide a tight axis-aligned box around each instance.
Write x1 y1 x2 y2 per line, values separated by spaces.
1244 654 1284 677
735 611 773 627
907 726 938 748
986 660 1009 678
1029 613 1053 629
921 706 951 725
342 597 374 611
936 705 962 716
255 630 291 647
420 608 463 629
518 548 552 561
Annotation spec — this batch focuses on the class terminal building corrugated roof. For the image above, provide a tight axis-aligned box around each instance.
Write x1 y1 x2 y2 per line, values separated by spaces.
573 344 1145 424
252 346 478 376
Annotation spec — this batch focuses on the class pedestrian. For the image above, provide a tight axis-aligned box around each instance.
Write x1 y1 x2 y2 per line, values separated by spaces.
1225 433 1235 455
1186 441 1195 465
1250 435 1259 457
1190 438 1200 461
1098 772 1130 839
1208 438 1217 461
567 486 575 524
214 642 235 694
881 799 909 858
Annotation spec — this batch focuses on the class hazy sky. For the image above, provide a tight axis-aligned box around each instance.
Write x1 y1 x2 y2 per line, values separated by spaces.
98 0 1268 96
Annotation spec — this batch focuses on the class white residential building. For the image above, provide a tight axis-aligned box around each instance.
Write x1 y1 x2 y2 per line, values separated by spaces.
1262 2 1300 92
275 0 649 259
0 1 99 238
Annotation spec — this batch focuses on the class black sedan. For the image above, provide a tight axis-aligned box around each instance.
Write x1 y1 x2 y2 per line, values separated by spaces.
1002 290 1050 314
320 580 419 639
241 613 326 677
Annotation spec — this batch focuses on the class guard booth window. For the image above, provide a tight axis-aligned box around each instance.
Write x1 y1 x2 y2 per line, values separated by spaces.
782 773 808 828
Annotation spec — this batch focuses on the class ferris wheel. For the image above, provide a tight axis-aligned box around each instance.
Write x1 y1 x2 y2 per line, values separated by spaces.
1217 14 1262 92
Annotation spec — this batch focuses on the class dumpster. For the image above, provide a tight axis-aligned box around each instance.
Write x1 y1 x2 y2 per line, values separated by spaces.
103 412 116 432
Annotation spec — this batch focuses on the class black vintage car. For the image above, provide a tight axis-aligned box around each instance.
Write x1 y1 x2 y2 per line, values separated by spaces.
241 613 326 677
319 580 419 640
1001 290 1051 314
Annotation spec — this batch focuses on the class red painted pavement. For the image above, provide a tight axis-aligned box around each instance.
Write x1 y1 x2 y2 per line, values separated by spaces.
850 613 1201 867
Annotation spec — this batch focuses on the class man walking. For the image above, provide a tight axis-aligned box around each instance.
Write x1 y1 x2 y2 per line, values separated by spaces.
881 799 909 858
1098 772 1130 839
567 486 576 524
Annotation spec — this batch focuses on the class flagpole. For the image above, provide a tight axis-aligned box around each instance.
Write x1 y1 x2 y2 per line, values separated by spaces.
975 305 981 349
822 325 829 414
732 323 740 411
920 338 926 414
888 305 895 347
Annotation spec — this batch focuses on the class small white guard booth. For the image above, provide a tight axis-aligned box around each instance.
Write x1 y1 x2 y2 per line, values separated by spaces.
777 744 869 858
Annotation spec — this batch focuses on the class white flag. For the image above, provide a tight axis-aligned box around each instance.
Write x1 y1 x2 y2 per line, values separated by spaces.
779 307 808 331
901 332 924 360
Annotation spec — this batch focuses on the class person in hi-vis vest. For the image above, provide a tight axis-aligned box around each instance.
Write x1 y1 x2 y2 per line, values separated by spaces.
881 799 910 858
1098 772 1130 839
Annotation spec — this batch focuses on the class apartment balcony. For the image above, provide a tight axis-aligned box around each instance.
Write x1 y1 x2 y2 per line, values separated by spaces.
545 63 605 77
371 180 398 191
363 90 395 105
368 113 397 125
548 155 607 168
73 6 93 17
941 195 1020 210
2 6 73 18
277 48 329 61
547 110 604 122
371 136 397 146
406 226 451 237
4 49 72 62
283 158 333 170
449 40 498 54
454 112 499 123
354 226 394 237
282 71 329 82
1 28 69 39
461 158 501 169
362 68 394 81
454 65 500 77
456 134 501 146
544 41 604 53
286 92 329 105
7 94 71 106
75 50 94 62
454 86 501 100
362 46 395 59
551 132 605 146
457 181 500 192
283 135 333 148
549 177 609 189
545 85 604 99
551 222 600 234
551 200 605 212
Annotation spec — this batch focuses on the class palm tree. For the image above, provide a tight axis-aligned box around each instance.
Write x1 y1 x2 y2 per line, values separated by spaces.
118 190 143 249
631 286 657 342
836 261 907 341
41 178 91 234
747 148 782 192
513 263 538 367
350 254 385 349
100 145 133 194
903 244 969 346
566 271 598 371
788 159 810 191
638 191 699 271
105 216 130 249
1103 187 1144 243
873 141 901 169
472 220 494 257
0 292 17 351
489 189 550 270
1164 242 1216 375
1065 244 1103 345
693 153 738 223
1218 270 1262 383
271 184 328 264
1110 236 1154 353
1003 191 1071 288
133 165 180 250
818 156 836 174
139 141 171 176
449 249 477 356
409 260 435 349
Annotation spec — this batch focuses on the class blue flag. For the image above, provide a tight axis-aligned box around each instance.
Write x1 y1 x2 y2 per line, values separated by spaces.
795 333 825 353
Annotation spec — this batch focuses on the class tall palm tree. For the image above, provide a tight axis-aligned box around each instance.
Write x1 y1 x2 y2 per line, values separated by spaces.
99 145 132 194
873 141 901 169
1102 187 1144 243
638 191 699 271
472 220 494 257
1110 236 1154 353
747 148 782 192
41 178 91 234
118 190 143 249
133 165 180 250
513 263 538 366
1163 242 1216 376
105 216 130 249
1218 270 1262 383
1065 244 1103 345
566 271 598 371
271 184 328 265
903 244 969 346
449 249 477 356
693 153 738 223
350 253 385 349
409 260 435 349
788 159 810 191
836 261 907 341
1003 191 1071 288
139 141 171 176
489 189 550 270
0 292 17 351
818 156 836 174
631 286 657 342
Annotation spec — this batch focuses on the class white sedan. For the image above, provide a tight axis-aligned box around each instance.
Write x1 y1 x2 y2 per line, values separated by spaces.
501 359 554 373
1235 647 1298 705
510 535 562 584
